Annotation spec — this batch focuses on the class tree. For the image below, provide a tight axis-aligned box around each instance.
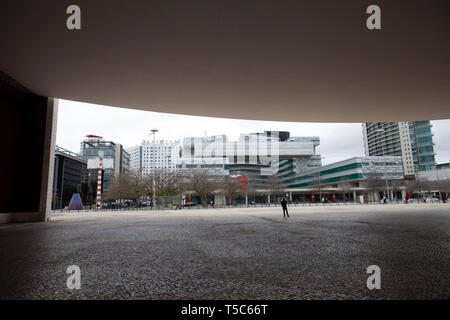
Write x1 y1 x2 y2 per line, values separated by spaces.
364 173 387 196
222 176 242 205
406 177 429 199
390 179 406 201
103 169 146 207
145 169 183 197
437 178 450 193
245 181 258 205
268 175 284 203
437 179 450 201
183 169 220 207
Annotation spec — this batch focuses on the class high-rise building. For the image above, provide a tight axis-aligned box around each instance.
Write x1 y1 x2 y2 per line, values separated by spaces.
80 135 130 191
362 121 436 177
126 140 180 175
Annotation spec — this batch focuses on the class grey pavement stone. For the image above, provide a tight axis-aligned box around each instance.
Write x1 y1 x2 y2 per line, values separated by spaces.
0 204 448 299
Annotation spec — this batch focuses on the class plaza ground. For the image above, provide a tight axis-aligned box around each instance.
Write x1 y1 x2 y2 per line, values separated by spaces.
0 204 448 299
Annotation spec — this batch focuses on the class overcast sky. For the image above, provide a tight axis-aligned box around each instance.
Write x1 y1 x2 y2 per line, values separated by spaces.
56 99 450 165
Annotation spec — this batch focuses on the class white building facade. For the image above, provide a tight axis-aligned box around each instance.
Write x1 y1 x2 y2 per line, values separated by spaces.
179 131 321 187
126 140 180 175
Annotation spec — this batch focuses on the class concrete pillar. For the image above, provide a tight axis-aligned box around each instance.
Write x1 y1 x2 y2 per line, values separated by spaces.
353 190 357 202
245 194 248 205
267 194 271 204
40 99 58 221
402 190 406 202
289 192 292 202
0 74 58 224
214 193 224 205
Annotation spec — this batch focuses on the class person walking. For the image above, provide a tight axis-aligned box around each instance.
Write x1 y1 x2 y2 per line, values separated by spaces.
281 197 290 218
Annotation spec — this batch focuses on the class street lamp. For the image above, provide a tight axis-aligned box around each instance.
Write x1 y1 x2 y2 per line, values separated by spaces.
376 128 390 201
318 156 325 203
150 129 158 209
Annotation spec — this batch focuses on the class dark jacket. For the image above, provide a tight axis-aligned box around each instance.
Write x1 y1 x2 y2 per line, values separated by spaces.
281 199 287 208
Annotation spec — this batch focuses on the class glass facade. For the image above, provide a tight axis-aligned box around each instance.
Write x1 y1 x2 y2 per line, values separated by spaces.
52 147 88 209
409 121 436 171
80 137 130 191
278 156 404 189
364 121 436 172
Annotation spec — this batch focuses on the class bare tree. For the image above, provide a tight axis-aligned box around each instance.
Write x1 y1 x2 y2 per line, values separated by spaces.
183 169 220 207
245 181 257 205
145 169 183 197
103 169 146 207
268 175 284 203
390 179 406 201
438 179 450 202
406 177 450 202
364 173 387 197
406 177 429 199
438 178 450 193
222 176 242 205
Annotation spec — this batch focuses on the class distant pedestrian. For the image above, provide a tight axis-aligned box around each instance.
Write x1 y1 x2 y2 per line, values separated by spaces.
383 196 387 204
281 197 290 218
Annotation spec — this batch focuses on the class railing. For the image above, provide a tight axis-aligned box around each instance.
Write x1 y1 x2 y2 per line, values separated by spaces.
50 199 447 214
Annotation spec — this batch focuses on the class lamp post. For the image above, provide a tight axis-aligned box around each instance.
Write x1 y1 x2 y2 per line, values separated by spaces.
318 156 325 203
150 129 158 209
376 128 390 201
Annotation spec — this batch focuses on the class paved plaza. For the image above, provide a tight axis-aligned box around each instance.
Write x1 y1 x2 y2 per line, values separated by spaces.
0 204 449 299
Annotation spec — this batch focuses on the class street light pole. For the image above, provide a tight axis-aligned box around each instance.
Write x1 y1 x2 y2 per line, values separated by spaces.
318 156 325 203
150 129 158 209
377 128 390 201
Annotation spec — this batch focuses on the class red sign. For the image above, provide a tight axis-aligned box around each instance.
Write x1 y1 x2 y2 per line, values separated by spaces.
237 175 248 191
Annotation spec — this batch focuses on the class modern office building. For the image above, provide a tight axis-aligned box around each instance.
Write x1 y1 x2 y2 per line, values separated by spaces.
436 162 450 171
362 121 436 177
278 156 405 203
52 146 87 210
179 131 321 187
80 135 130 191
126 140 180 175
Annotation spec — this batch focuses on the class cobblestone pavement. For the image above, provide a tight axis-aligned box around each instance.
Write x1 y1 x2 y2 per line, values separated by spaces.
0 204 449 299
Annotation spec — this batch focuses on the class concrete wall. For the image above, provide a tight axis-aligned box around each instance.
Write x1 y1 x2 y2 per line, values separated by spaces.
0 73 57 224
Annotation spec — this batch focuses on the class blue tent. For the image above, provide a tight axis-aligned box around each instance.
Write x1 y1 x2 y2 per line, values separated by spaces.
67 193 84 210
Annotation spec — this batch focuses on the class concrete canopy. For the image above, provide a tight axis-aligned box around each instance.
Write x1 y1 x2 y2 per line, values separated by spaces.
1 0 449 122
